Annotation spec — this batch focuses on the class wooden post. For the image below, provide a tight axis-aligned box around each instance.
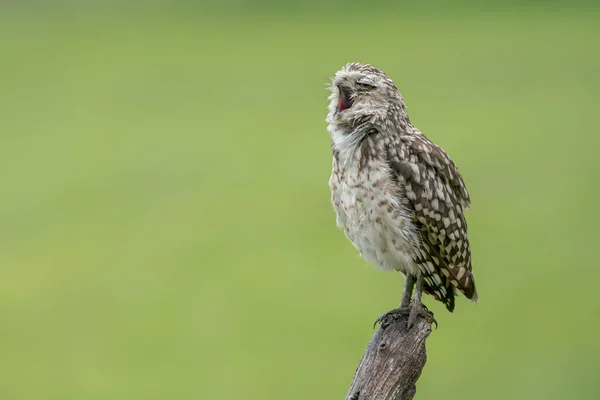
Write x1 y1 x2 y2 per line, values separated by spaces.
344 314 433 400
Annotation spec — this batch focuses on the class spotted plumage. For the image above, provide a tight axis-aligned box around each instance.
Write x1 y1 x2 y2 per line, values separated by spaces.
327 62 477 316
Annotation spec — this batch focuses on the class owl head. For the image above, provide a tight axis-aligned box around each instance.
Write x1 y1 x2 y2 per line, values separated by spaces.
326 62 409 133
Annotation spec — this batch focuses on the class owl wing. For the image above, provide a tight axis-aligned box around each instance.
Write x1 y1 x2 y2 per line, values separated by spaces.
387 134 477 312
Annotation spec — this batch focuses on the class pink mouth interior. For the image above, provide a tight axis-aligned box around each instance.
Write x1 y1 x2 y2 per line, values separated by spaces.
338 96 351 112
336 87 352 113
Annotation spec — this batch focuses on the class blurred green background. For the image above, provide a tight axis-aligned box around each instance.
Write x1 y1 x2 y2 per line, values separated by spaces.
1 2 599 399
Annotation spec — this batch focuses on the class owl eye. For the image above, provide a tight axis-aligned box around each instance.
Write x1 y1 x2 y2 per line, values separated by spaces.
356 78 376 89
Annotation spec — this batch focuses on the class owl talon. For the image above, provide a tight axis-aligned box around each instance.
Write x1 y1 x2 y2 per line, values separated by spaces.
407 302 437 330
373 307 411 329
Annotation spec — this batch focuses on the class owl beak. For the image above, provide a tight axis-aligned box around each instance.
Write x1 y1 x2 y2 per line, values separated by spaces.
335 85 353 115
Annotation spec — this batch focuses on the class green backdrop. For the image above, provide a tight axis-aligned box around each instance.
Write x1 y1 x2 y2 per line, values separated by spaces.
1 3 599 399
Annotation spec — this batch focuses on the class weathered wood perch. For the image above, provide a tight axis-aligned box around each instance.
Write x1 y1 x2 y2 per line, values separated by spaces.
344 314 433 400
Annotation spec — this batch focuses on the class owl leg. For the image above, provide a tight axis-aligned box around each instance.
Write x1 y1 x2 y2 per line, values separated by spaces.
373 273 415 329
407 272 437 329
399 273 415 309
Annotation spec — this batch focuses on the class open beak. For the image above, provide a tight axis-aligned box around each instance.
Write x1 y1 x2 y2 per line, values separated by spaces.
335 85 353 115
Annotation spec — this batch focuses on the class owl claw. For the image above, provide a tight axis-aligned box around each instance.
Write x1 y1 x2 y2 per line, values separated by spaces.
374 304 437 330
408 302 437 330
373 307 411 329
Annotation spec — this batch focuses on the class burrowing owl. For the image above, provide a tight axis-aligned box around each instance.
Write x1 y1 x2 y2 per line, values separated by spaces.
327 62 478 327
